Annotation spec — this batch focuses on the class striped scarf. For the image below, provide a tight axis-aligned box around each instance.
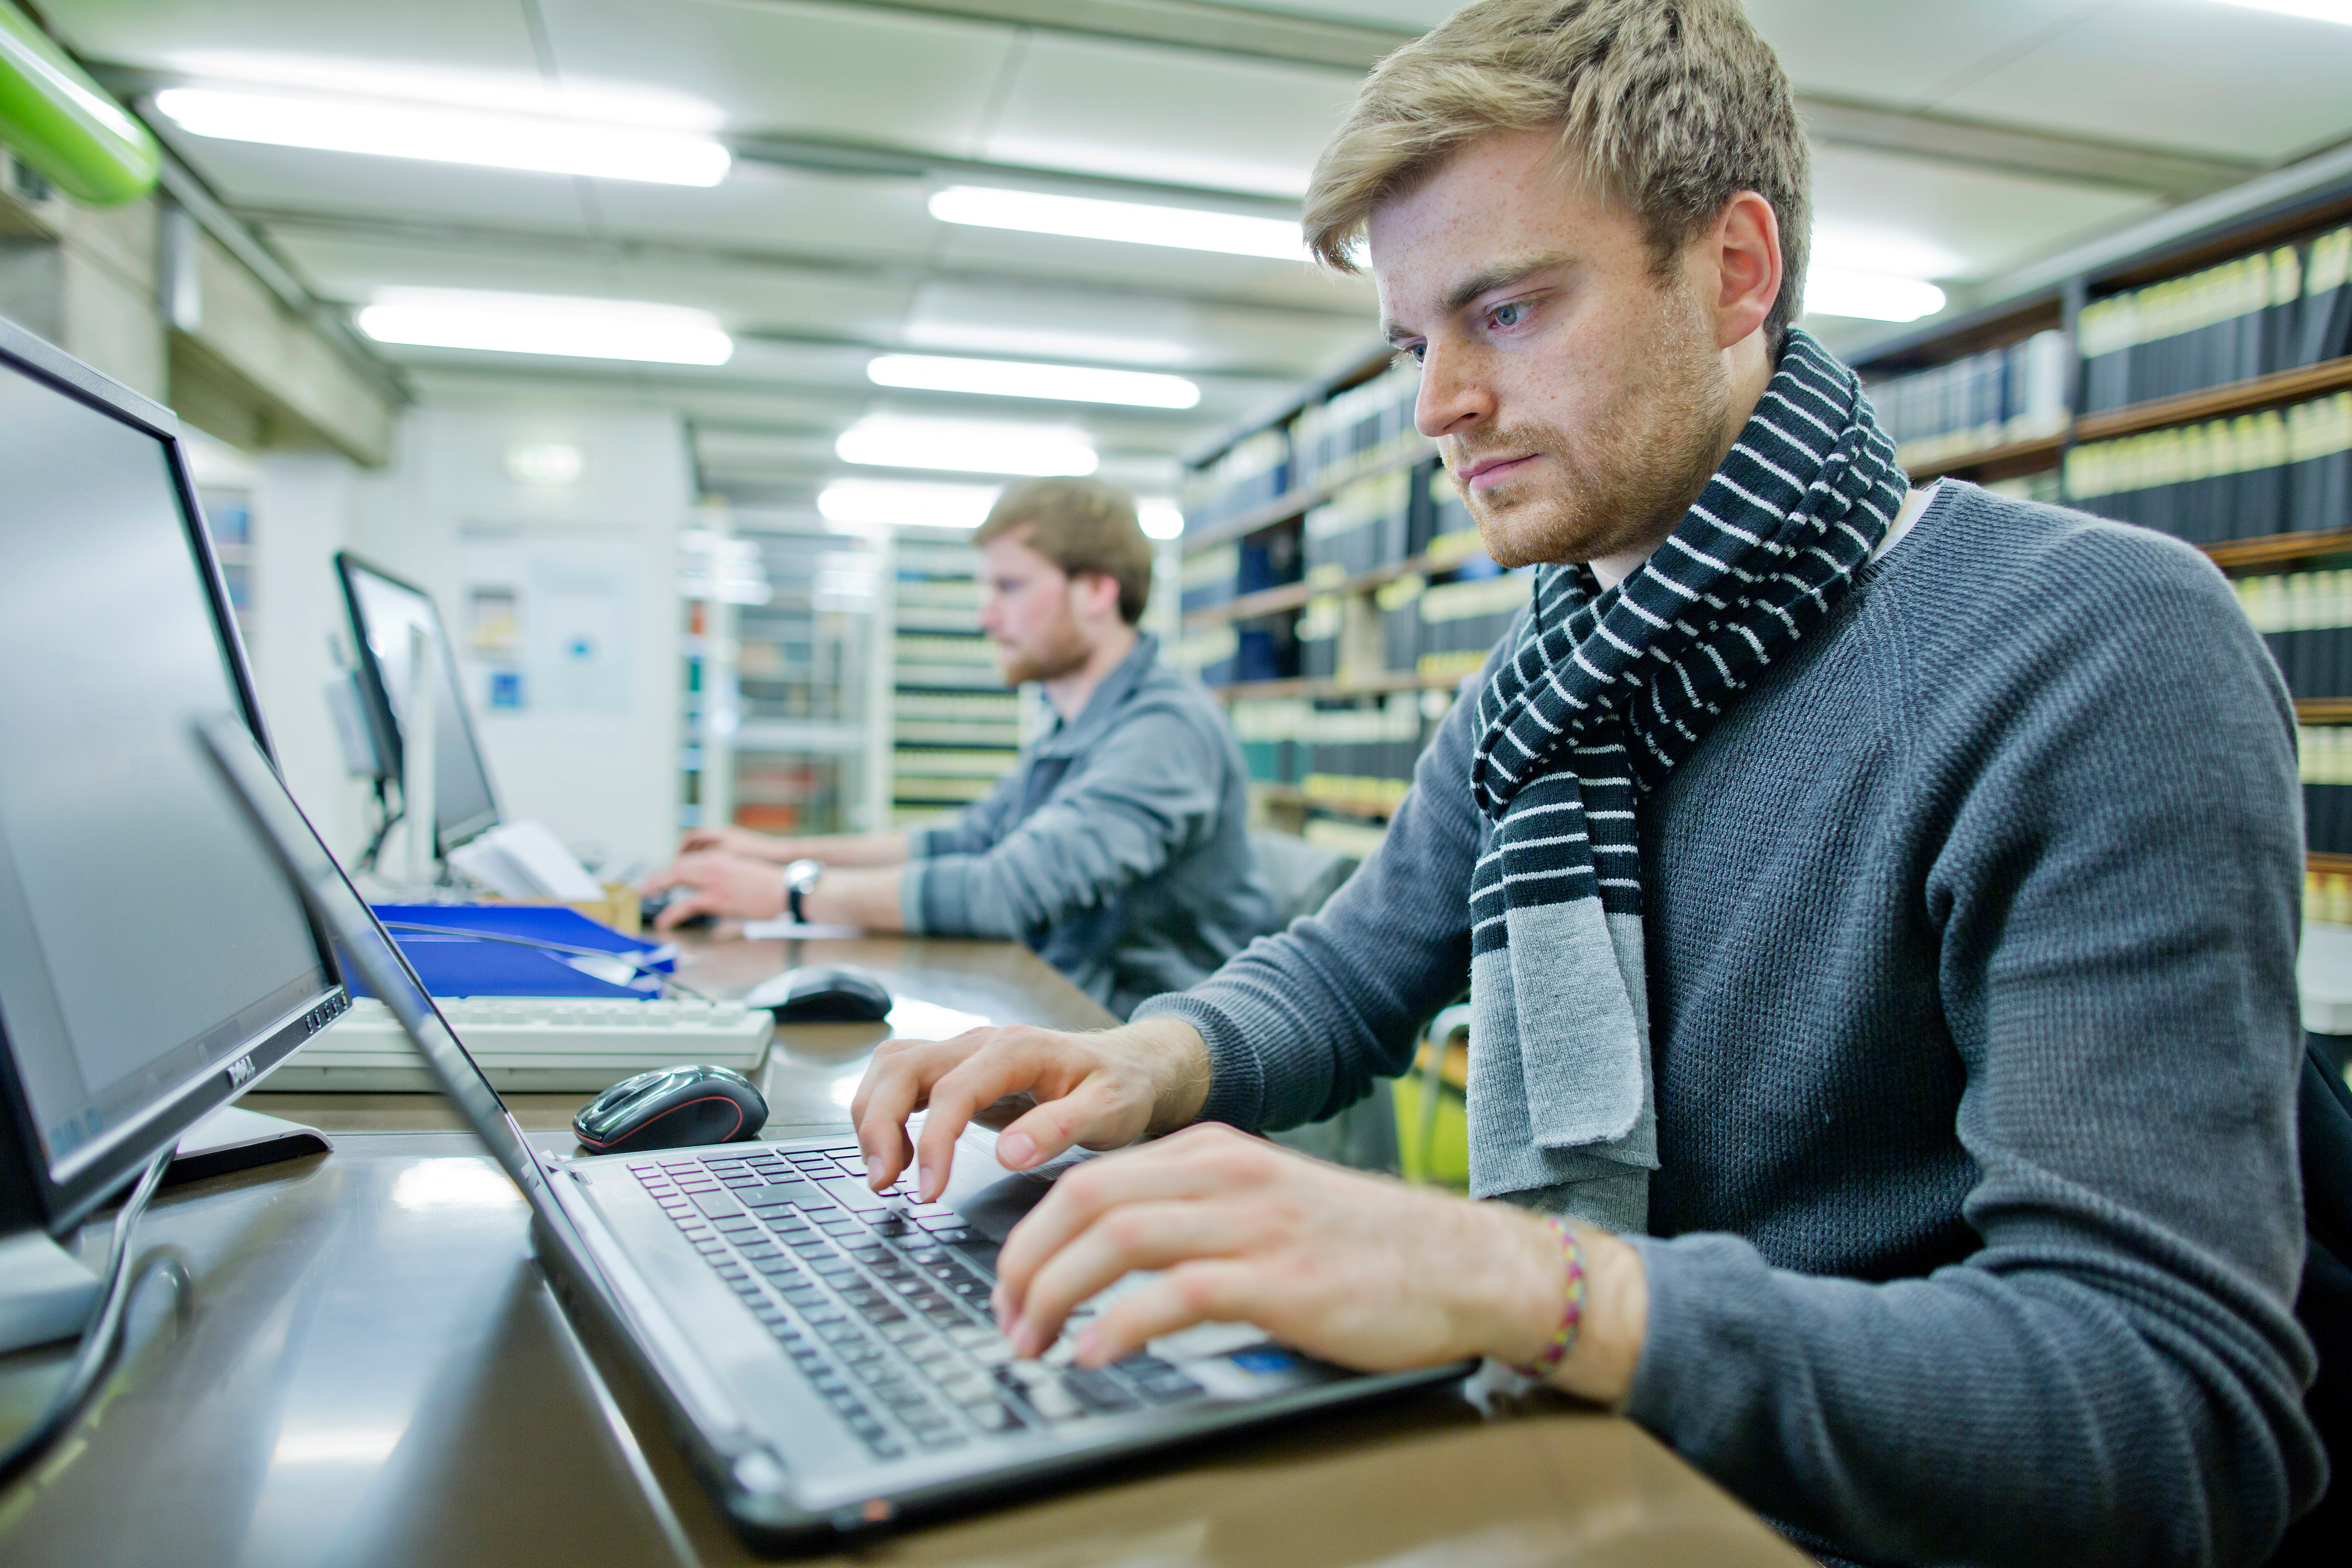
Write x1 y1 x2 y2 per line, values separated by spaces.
1462 328 1907 1228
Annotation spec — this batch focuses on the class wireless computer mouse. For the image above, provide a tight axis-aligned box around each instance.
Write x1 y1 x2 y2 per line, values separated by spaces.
637 886 712 929
573 1063 768 1154
742 964 894 1023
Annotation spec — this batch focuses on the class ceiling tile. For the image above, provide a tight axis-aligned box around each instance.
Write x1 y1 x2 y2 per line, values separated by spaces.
42 0 543 79
537 0 1018 154
1809 144 2165 284
162 132 592 235
980 32 1361 197
1931 0 2352 163
586 164 940 263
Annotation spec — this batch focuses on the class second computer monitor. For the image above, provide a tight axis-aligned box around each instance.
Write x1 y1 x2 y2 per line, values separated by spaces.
334 552 501 854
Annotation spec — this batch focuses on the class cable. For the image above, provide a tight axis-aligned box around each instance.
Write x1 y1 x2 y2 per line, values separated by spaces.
356 778 402 874
0 1149 190 1488
379 922 715 1001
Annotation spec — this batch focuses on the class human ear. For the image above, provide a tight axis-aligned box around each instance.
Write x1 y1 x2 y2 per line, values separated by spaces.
1708 191 1782 350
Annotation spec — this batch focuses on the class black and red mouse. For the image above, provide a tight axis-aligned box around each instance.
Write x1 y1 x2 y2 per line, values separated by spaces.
573 1063 768 1154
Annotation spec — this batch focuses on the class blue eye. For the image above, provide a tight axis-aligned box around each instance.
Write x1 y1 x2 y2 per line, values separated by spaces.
1490 301 1524 329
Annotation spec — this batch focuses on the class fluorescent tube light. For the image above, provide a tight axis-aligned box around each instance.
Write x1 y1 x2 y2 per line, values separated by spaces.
1138 500 1185 541
356 289 734 365
152 86 730 186
929 186 1305 261
817 480 1003 530
835 416 1097 477
2202 0 2352 22
867 353 1200 410
1804 268 1947 323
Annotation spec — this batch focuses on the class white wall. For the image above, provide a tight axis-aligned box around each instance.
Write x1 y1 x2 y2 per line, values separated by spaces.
350 405 691 877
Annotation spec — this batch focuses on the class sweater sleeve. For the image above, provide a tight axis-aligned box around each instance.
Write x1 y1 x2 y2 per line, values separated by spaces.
905 702 1220 940
915 766 1025 860
1621 520 2325 1568
1132 640 1502 1130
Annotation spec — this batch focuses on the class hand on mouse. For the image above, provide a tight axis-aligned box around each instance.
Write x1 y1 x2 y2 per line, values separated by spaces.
639 849 786 931
850 1017 1212 1201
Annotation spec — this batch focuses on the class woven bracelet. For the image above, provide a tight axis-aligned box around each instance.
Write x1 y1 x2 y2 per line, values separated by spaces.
1511 1216 1587 1379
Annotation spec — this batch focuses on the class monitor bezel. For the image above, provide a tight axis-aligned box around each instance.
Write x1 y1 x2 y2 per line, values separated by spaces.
0 314 348 1238
331 549 503 854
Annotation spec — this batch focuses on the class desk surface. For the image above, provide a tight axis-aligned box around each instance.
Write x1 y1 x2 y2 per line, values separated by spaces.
0 931 1803 1567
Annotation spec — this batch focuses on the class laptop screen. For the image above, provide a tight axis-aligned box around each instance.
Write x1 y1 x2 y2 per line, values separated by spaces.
195 716 554 1216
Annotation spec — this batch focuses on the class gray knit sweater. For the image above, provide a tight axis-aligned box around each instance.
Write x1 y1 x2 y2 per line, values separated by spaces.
1135 483 2325 1567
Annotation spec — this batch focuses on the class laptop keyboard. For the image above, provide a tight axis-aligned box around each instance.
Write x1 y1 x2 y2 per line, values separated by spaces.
626 1143 1208 1461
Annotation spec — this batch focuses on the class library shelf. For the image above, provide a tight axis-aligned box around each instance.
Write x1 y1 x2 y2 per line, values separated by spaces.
1213 670 1465 702
1901 432 2067 484
2312 852 2352 879
1249 782 1396 822
2074 353 2352 443
1181 443 1434 555
1895 354 2352 484
1183 552 1442 628
2296 699 2352 725
2202 527 2352 572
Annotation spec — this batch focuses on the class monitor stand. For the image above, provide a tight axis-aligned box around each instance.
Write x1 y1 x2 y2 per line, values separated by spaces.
0 1232 99 1355
0 1109 330 1355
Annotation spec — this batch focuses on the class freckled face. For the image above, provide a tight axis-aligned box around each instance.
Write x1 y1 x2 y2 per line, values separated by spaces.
1372 130 1733 570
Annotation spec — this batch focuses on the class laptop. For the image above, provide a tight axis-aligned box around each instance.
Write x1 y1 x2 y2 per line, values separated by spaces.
197 716 1470 1552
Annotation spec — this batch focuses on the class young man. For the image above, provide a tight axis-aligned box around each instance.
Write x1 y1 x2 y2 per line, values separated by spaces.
643 477 1275 1019
846 3 2324 1564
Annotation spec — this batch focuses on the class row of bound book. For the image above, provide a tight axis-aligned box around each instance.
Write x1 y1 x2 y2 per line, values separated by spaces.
1230 692 1441 809
1865 330 2070 470
2060 389 2352 545
2306 784 2352 858
2080 226 2351 413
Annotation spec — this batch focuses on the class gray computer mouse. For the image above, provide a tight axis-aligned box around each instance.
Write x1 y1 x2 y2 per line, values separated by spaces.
573 1063 768 1154
742 964 894 1023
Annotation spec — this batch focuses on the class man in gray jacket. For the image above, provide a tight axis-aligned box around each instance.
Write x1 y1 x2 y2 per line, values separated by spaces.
644 477 1275 1019
844 3 2325 1565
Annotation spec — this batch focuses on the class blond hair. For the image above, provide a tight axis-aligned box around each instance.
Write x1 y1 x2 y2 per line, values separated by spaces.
975 477 1154 625
1304 0 1810 344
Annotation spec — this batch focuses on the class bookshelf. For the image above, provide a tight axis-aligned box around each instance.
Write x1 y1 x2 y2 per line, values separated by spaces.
886 532 1022 829
1846 165 2352 898
1179 355 1531 851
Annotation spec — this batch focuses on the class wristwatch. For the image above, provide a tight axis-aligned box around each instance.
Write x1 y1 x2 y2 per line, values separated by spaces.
783 858 824 923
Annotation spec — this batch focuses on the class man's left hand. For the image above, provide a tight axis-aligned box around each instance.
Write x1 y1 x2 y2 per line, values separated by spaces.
639 849 786 930
988 1123 1647 1401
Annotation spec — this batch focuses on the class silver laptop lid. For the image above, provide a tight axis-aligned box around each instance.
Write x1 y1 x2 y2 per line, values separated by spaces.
194 714 560 1223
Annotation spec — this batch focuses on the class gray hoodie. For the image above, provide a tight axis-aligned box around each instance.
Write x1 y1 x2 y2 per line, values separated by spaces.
900 634 1276 1018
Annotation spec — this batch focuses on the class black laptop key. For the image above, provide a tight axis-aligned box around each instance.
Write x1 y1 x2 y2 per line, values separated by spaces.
1136 1372 1206 1404
1063 1368 1142 1413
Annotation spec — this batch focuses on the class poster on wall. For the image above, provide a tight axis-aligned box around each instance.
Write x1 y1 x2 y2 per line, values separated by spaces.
527 556 633 715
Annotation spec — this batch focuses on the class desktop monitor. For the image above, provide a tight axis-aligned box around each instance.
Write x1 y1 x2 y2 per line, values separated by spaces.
333 551 501 853
0 316 347 1236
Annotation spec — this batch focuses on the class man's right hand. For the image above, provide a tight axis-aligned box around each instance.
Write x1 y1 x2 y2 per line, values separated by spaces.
850 1017 1212 1203
676 823 793 862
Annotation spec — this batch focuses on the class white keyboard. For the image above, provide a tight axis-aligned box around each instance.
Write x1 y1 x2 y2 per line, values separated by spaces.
270 995 775 1093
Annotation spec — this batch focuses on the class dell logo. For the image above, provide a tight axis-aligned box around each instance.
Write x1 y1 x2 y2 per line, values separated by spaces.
224 1055 255 1089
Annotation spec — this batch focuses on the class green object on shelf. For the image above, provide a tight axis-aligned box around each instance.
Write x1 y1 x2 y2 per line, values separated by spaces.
1393 1071 1468 1189
0 0 157 206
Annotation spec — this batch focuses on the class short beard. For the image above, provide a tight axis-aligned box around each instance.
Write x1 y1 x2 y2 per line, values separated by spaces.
1460 286 1734 571
997 626 1091 687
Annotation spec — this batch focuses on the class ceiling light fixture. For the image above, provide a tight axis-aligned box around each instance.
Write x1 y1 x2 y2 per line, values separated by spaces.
866 353 1200 410
1137 500 1185 541
2201 0 2352 23
1803 267 1948 324
817 479 1003 530
835 415 1098 477
151 86 731 186
356 289 735 365
928 186 1305 262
